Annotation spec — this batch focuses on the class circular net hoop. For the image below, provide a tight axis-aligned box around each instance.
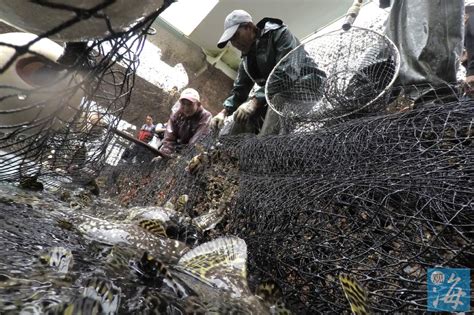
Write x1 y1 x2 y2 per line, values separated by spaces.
0 0 170 184
265 26 400 124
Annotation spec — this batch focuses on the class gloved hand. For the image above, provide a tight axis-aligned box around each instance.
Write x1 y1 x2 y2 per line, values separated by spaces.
464 75 474 95
234 99 258 123
210 111 225 131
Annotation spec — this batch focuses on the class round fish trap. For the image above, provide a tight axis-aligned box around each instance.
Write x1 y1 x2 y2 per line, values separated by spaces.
265 26 400 123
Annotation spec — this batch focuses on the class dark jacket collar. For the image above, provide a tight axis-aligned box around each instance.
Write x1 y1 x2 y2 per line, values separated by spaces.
256 17 284 31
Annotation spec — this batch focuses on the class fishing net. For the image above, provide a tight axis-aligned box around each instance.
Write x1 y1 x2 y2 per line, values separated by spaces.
1 2 471 313
0 0 172 184
100 85 473 313
265 26 400 127
231 97 473 313
98 133 244 243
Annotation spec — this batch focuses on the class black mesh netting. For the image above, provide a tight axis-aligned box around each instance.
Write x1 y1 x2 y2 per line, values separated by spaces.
0 0 173 184
233 99 473 313
100 91 473 313
99 134 244 234
1 2 472 313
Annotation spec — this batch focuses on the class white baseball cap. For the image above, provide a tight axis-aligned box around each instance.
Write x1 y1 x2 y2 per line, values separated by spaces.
179 88 200 103
217 9 253 49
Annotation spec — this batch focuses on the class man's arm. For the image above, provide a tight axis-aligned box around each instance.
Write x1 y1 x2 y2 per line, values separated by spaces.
223 62 254 115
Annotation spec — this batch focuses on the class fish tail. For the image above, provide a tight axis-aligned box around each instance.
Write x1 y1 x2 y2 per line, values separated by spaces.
138 219 168 238
339 273 371 315
138 252 191 298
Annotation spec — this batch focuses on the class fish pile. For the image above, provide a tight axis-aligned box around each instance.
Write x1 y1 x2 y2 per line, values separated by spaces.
0 181 371 314
0 183 295 314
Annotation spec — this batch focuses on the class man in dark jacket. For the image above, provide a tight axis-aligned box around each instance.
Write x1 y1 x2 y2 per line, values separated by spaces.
159 88 212 157
210 10 307 135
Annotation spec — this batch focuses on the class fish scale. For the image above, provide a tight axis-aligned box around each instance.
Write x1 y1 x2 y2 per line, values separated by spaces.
339 274 371 315
77 216 189 264
138 219 169 238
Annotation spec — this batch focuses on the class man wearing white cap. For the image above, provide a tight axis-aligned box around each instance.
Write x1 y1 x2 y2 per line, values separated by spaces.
159 88 212 156
210 9 301 135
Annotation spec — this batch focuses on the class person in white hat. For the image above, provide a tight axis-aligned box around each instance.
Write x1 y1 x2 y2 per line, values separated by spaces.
158 88 212 157
210 9 301 135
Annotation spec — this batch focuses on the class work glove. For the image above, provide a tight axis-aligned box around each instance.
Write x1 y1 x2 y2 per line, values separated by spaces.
210 112 225 131
234 99 258 123
464 75 474 96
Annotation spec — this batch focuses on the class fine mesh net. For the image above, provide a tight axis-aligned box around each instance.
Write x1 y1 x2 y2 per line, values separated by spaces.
0 0 171 184
266 26 400 125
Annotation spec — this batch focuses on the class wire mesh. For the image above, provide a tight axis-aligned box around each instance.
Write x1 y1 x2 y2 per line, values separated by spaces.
0 2 470 313
99 87 472 313
266 26 400 126
0 0 170 184
98 133 242 244
230 98 473 313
